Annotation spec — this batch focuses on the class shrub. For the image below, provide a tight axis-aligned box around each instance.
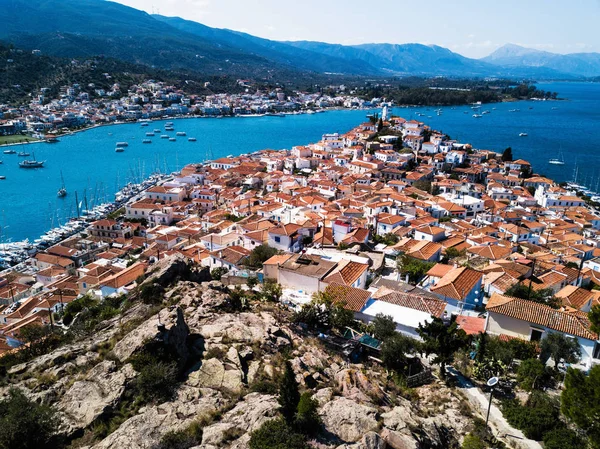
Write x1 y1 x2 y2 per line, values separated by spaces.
561 365 600 448
543 427 586 449
210 267 228 281
247 244 278 269
139 282 165 304
462 433 486 449
381 333 416 372
153 419 204 449
278 361 300 423
295 392 321 436
502 392 558 440
371 313 397 342
134 361 178 404
249 418 308 449
516 358 547 391
0 388 60 449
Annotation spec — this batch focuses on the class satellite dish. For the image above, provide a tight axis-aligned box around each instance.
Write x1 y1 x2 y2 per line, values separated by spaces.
487 377 499 387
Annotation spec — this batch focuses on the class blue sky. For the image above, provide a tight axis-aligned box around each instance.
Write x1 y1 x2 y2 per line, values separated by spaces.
113 0 600 58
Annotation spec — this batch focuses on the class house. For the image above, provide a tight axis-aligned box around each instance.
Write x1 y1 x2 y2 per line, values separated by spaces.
323 260 369 289
485 293 600 370
98 262 147 297
271 253 337 295
204 246 250 274
429 267 484 312
414 226 446 243
88 220 133 240
268 224 303 253
376 213 405 236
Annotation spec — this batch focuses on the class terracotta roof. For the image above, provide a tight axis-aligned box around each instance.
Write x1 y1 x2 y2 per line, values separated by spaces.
323 260 369 286
371 287 446 317
555 285 594 310
486 293 597 340
426 263 454 279
431 267 482 301
263 254 294 266
455 315 486 335
325 283 371 312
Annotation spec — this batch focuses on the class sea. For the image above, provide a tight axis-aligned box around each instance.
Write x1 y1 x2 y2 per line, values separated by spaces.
0 81 598 243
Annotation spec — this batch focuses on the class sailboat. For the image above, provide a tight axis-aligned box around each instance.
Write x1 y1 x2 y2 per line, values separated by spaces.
57 171 67 198
548 149 565 165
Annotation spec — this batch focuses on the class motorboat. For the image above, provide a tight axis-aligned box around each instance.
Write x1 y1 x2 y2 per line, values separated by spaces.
472 114 482 118
519 133 528 137
3 150 16 154
115 147 125 152
116 141 128 147
188 137 197 142
142 139 152 144
176 132 187 136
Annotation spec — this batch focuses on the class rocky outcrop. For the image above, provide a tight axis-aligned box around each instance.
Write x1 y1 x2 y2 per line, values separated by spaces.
187 358 244 393
200 393 279 447
91 386 225 449
337 432 387 449
320 396 380 443
59 360 137 434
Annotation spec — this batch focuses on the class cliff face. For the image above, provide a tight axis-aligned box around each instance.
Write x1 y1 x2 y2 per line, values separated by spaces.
2 259 477 449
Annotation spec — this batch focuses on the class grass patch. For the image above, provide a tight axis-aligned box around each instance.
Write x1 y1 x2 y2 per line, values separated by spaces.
0 134 39 145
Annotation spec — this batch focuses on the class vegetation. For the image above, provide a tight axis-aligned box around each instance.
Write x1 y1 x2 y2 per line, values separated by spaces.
397 255 435 284
381 333 417 372
372 233 399 246
540 332 581 368
418 316 469 378
505 283 560 308
0 388 60 449
542 428 586 449
294 291 354 332
370 313 397 341
294 392 321 436
248 418 308 449
516 358 548 391
502 392 559 440
589 303 600 334
247 244 278 269
210 267 228 281
153 421 204 449
561 365 600 448
278 361 300 423
501 147 513 162
261 279 283 303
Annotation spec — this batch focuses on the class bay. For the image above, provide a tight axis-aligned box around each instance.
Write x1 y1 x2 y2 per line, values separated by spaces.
0 81 598 243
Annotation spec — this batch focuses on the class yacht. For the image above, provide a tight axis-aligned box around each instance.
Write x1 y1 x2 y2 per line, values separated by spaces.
3 150 16 154
142 139 152 144
153 129 161 133
519 133 528 137
140 122 149 127
57 171 67 198
169 137 177 142
116 141 128 147
160 135 169 139
548 150 565 165
0 176 5 180
115 147 125 152
145 132 155 137
19 154 45 168
17 152 30 157
176 131 187 136
188 137 197 142
472 114 483 118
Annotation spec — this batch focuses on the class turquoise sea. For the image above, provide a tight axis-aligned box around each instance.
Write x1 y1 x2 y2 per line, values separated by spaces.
0 81 598 243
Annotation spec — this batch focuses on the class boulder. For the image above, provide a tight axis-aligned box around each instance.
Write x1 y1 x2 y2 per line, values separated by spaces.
335 368 382 404
380 429 418 449
59 361 136 434
92 386 224 449
187 358 243 393
200 393 279 447
320 397 379 443
337 431 386 449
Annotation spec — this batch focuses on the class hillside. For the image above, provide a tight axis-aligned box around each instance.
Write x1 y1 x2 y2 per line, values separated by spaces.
0 257 481 449
482 43 600 77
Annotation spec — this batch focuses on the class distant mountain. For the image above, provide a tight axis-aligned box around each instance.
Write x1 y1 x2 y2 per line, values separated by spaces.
0 0 588 80
482 44 600 77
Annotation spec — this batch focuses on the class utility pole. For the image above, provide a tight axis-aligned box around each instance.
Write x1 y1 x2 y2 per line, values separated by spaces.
527 258 537 301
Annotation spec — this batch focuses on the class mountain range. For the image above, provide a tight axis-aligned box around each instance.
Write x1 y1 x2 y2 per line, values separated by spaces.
0 0 598 80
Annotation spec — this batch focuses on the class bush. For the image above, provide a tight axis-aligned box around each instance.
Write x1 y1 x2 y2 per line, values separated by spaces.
462 433 486 449
249 418 308 449
139 282 165 304
153 419 204 449
295 392 321 436
543 427 586 449
134 361 178 404
502 392 558 440
381 333 416 372
561 365 600 448
371 313 397 342
0 388 60 449
210 267 228 281
247 244 278 269
516 358 547 391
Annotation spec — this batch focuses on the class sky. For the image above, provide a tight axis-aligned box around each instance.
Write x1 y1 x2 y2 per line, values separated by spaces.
113 0 600 58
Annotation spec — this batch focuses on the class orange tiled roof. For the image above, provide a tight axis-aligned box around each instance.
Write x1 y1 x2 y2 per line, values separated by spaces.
325 283 371 312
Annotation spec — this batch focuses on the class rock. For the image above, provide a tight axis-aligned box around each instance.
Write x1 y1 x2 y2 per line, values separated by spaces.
246 361 261 385
187 358 243 393
320 397 379 443
92 387 224 449
59 361 136 434
380 429 418 449
200 393 279 447
313 387 334 406
381 404 418 432
337 431 386 449
335 368 382 404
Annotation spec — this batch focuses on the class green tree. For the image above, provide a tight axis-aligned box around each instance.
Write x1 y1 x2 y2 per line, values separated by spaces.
295 392 321 436
0 388 60 449
540 333 581 369
461 434 486 449
543 428 586 449
589 304 600 334
247 276 259 289
502 392 558 440
501 146 513 162
261 279 283 303
371 313 397 341
397 255 435 284
294 291 354 332
418 317 469 378
505 283 560 308
247 244 278 269
381 333 416 372
210 267 228 281
249 418 308 449
278 361 300 423
561 365 600 447
516 358 547 391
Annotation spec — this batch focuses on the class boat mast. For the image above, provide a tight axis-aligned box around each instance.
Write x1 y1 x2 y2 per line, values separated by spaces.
75 191 80 218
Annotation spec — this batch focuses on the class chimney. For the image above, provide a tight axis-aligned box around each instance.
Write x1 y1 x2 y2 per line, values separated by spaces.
219 251 222 259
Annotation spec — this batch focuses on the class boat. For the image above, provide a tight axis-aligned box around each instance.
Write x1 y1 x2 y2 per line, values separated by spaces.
57 171 67 197
17 152 30 157
519 133 528 137
160 135 169 139
142 139 152 144
3 150 16 154
188 137 197 142
165 122 174 126
116 141 128 147
482 110 490 115
548 150 565 165
472 114 483 118
176 132 187 136
140 122 149 127
45 136 59 143
153 129 161 133
18 154 45 168
169 138 176 142
115 147 125 152
0 176 5 180
145 132 155 137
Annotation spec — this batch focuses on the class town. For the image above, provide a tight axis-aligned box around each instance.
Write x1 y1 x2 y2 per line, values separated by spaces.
1 110 600 448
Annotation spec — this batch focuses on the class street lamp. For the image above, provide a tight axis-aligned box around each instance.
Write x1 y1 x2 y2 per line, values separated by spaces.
486 376 499 427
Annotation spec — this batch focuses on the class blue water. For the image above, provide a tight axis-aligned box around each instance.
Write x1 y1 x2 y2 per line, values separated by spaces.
0 81 598 242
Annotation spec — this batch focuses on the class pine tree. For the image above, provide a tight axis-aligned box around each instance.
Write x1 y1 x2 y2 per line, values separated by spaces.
501 147 513 162
278 361 300 423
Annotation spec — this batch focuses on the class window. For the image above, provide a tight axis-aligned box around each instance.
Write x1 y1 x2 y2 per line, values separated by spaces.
530 328 544 342
594 342 600 360
274 236 281 243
